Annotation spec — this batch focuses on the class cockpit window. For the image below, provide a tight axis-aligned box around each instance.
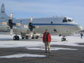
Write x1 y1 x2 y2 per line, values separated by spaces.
63 17 73 23
68 19 72 22
63 17 67 22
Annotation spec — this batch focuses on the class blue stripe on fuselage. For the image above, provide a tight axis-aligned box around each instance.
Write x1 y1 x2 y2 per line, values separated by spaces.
32 23 78 26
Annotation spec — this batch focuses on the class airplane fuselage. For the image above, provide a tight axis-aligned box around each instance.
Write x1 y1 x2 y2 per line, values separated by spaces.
0 4 83 40
0 17 82 36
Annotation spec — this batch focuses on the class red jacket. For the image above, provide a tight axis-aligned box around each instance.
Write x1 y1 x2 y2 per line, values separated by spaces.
43 32 51 43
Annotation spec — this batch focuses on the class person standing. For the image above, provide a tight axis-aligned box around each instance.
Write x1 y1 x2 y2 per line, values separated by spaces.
80 33 83 39
43 29 51 53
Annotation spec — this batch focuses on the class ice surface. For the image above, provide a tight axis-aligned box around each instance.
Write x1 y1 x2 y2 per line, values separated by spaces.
51 36 84 47
27 47 77 51
0 35 84 48
0 53 46 58
0 35 83 53
0 34 84 58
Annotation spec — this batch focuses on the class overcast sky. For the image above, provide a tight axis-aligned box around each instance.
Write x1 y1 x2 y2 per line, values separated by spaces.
0 0 84 28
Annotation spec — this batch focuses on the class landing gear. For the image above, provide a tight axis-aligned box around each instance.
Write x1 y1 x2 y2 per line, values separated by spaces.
21 32 40 40
31 35 39 39
21 36 29 39
13 35 19 40
32 36 34 39
35 36 39 39
61 36 66 41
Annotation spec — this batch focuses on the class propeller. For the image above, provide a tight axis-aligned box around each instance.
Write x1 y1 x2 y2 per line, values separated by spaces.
29 16 35 32
1 12 22 35
8 12 22 35
8 12 16 35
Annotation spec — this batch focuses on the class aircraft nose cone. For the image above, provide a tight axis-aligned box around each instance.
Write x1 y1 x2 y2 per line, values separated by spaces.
78 25 83 31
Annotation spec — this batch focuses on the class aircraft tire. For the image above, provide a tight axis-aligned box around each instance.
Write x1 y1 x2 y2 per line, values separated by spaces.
32 36 34 39
22 37 25 39
13 36 19 40
35 36 39 39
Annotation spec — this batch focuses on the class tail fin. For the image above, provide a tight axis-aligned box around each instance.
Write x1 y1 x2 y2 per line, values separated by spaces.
1 3 5 14
0 3 9 19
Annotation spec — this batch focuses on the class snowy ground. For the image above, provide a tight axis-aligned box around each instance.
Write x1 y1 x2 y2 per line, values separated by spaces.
0 34 84 59
0 34 84 49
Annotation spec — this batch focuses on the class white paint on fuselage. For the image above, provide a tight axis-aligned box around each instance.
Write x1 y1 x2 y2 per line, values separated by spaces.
0 17 82 36
33 24 80 36
0 24 9 32
0 4 82 36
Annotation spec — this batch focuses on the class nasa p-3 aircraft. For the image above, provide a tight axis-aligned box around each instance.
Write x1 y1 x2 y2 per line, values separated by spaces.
0 4 83 41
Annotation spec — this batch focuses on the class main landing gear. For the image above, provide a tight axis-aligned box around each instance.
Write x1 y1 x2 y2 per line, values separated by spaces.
13 32 40 40
31 36 39 39
13 35 20 40
21 35 39 40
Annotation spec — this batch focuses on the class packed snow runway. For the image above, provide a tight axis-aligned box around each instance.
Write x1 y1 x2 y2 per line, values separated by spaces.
0 34 84 63
0 34 84 48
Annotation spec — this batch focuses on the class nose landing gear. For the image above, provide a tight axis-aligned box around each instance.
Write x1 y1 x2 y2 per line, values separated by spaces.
61 36 66 41
13 35 19 40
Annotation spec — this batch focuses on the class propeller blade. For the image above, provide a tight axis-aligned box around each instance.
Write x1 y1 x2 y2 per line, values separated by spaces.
2 22 7 25
16 23 21 26
8 19 13 28
28 16 36 31
30 16 33 23
10 12 13 19
10 29 13 35
8 12 14 35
